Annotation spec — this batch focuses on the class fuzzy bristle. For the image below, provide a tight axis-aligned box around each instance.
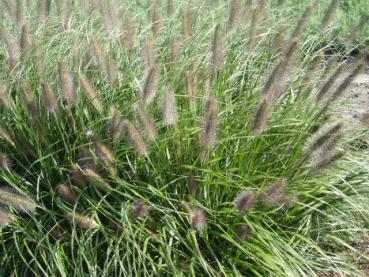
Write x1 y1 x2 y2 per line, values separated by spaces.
0 186 37 213
20 24 30 57
93 139 116 175
236 225 248 241
0 152 11 170
306 122 343 154
79 74 103 112
57 184 76 205
262 180 288 207
162 88 178 126
189 207 207 231
211 24 226 71
135 104 156 140
188 173 198 197
40 81 60 118
70 164 88 188
109 107 124 141
234 190 255 213
141 65 160 105
57 61 78 105
68 212 99 229
228 0 241 31
0 23 21 70
34 39 44 76
131 200 149 218
169 33 181 64
320 0 340 30
123 120 149 156
20 79 39 118
0 207 12 227
251 96 273 134
84 168 111 190
0 79 14 110
200 96 218 148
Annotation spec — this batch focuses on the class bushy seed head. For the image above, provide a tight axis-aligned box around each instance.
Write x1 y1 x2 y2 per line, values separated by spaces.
119 7 135 49
123 120 149 156
131 200 149 218
20 24 30 57
84 168 111 190
109 107 124 141
93 139 116 175
0 208 12 227
141 65 160 105
169 33 181 64
211 24 226 71
0 186 37 213
0 152 11 170
236 225 248 241
251 96 273 134
141 35 156 72
234 190 255 212
0 23 21 70
57 61 78 105
0 127 15 146
188 173 198 197
228 0 241 31
262 180 288 207
79 73 103 112
135 104 156 140
151 0 161 36
306 122 343 154
162 88 178 126
312 150 345 172
71 164 88 188
20 79 39 118
0 79 14 110
34 39 44 76
321 0 340 30
57 184 76 205
68 212 99 229
183 3 193 41
40 81 60 118
190 207 207 231
200 96 218 148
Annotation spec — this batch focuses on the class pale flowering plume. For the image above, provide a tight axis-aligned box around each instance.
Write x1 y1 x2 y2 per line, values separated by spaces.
0 79 14 110
233 190 255 213
93 139 116 176
0 127 15 146
291 3 316 39
68 212 99 229
251 96 273 134
0 207 12 227
0 23 21 70
57 184 76 205
228 0 241 31
141 35 156 72
151 0 161 36
71 164 88 188
57 61 79 105
79 73 103 112
162 88 178 126
15 0 24 28
84 168 111 190
200 96 218 148
169 33 181 64
40 81 60 118
123 120 149 156
320 0 340 30
0 152 11 170
236 225 248 241
211 24 226 71
141 64 160 105
248 5 258 49
34 39 44 76
347 15 369 44
270 23 287 53
311 150 345 172
306 122 343 154
262 180 288 207
328 60 366 102
109 107 125 141
183 2 193 41
20 79 39 118
316 63 345 101
0 186 37 213
89 37 108 73
135 104 156 140
106 53 118 86
131 200 150 218
189 207 207 231
188 173 198 197
19 24 30 57
167 0 174 17
119 6 135 49
79 147 97 171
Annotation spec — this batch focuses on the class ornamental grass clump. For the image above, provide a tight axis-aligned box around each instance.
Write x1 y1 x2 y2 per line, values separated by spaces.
0 0 369 276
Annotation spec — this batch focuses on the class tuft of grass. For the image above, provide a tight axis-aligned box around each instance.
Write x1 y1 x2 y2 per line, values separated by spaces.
0 0 368 276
